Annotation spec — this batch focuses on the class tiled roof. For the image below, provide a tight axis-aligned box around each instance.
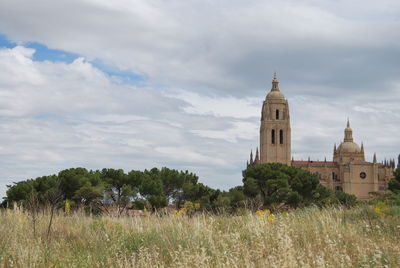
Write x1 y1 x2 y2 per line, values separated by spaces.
292 160 337 167
350 160 371 164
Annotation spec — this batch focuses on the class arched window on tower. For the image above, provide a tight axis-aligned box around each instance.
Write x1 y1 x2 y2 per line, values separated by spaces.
271 129 275 144
279 130 283 144
276 109 279 120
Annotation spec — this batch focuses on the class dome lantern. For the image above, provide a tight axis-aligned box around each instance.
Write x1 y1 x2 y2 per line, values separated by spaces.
344 118 353 142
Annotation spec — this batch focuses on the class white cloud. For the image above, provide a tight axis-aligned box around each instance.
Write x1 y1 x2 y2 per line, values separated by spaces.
191 121 258 143
172 91 261 119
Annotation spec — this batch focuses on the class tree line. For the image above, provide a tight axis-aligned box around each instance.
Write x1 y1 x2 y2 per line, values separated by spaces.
2 167 221 214
3 163 381 214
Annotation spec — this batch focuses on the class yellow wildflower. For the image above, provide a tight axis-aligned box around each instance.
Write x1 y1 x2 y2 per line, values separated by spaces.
65 199 71 214
143 208 149 216
268 214 276 224
255 210 264 217
178 208 186 215
369 202 389 218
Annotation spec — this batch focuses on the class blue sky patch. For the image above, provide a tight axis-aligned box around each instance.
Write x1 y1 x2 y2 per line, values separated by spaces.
0 33 79 63
25 42 80 63
0 34 16 48
0 33 146 86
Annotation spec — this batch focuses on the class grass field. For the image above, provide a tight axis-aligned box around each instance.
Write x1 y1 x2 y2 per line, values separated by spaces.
0 205 399 267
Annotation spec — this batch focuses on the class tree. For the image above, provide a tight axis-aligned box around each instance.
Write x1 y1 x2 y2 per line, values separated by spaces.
43 179 64 240
159 168 198 207
59 168 98 201
26 189 39 237
388 169 400 194
242 163 355 208
139 169 166 209
73 182 104 206
100 168 136 216
227 186 247 209
5 179 36 205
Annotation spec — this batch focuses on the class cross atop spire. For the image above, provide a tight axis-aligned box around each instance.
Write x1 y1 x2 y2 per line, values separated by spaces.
347 117 350 128
273 71 277 80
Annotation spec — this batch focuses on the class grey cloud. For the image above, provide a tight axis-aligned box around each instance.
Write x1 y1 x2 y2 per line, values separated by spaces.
1 1 400 97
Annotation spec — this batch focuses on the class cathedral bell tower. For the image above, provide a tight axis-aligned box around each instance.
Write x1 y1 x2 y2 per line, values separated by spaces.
259 73 291 165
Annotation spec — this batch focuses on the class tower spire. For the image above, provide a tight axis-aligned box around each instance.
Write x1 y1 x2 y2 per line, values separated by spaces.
398 154 400 169
255 147 259 163
271 73 279 91
373 153 377 163
344 119 353 142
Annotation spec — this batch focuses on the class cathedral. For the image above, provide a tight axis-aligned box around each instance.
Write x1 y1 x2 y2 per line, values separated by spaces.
248 74 395 200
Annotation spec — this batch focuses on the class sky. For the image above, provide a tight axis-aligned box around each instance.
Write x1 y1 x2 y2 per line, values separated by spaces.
0 0 399 199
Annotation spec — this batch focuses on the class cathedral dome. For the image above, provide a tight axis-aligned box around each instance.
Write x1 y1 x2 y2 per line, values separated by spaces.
337 141 362 154
336 119 363 154
266 90 285 99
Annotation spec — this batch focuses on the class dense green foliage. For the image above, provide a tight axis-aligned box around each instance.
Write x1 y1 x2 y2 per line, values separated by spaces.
243 163 357 208
388 168 400 193
3 167 219 213
3 163 358 212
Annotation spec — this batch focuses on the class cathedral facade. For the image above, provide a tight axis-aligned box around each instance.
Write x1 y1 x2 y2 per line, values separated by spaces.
248 75 395 200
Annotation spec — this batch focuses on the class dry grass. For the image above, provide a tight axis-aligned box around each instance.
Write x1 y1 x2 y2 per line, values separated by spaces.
0 206 399 267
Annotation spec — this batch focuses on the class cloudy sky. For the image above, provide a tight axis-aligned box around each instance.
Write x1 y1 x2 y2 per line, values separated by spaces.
0 0 399 198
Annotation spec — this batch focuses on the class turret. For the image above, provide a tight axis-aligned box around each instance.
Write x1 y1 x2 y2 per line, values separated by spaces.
398 154 400 169
255 147 259 164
